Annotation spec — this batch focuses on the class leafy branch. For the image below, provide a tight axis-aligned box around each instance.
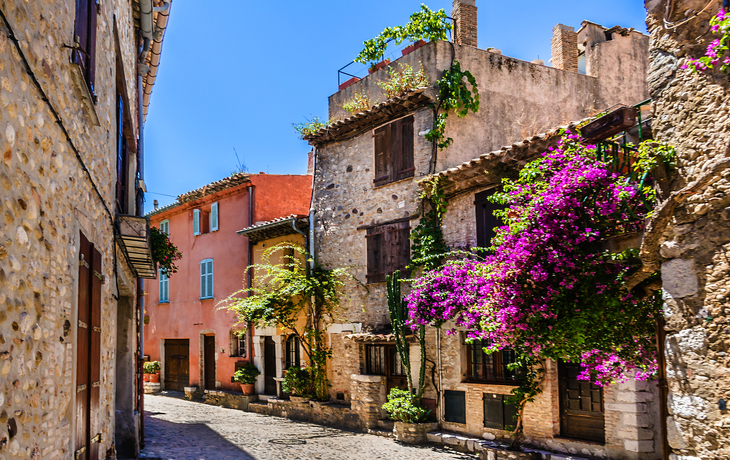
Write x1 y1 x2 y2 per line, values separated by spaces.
425 61 479 150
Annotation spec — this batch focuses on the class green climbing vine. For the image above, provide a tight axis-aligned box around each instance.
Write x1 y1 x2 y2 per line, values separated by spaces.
354 5 452 65
425 61 480 150
409 176 448 272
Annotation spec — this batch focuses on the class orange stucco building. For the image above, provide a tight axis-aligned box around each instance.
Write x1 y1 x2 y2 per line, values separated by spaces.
144 173 312 393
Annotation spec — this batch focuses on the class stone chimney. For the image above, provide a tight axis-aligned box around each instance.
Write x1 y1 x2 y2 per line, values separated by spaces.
550 24 578 72
452 0 477 47
153 199 159 210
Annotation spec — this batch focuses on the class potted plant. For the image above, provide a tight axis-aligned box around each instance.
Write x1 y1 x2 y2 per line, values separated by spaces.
233 363 261 395
382 388 436 444
338 76 360 91
368 58 391 74
143 361 160 383
281 366 313 403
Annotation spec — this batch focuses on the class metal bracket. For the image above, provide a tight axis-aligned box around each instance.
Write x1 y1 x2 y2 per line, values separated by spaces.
74 446 86 459
78 320 88 329
79 256 89 269
92 381 100 388
93 326 101 333
91 433 102 443
76 384 86 393
93 270 105 283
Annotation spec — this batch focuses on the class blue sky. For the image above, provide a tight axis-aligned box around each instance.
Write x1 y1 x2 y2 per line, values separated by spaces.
143 0 648 213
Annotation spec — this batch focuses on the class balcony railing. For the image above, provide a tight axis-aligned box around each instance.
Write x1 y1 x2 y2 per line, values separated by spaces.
116 215 157 279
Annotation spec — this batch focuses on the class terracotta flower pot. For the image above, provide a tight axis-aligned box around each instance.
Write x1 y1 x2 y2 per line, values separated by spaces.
401 40 427 56
143 373 151 382
338 76 360 91
368 59 391 74
240 383 255 395
149 373 160 383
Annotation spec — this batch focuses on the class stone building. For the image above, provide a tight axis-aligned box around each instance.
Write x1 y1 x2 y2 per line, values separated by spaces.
143 174 311 396
643 1 730 459
304 0 657 458
0 0 172 458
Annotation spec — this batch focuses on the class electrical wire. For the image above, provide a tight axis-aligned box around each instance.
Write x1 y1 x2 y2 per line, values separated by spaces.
664 0 718 30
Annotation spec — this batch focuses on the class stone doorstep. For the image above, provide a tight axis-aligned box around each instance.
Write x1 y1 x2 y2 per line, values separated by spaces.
367 428 394 438
143 382 161 395
425 432 589 460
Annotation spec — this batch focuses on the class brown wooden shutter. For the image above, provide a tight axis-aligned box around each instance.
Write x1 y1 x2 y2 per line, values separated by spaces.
386 222 410 275
72 0 98 100
394 116 415 182
373 125 391 186
475 189 504 249
366 227 385 283
89 245 102 459
87 0 98 99
75 233 91 460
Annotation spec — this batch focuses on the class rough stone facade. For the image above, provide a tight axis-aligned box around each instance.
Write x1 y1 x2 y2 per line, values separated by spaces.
0 0 156 458
644 1 730 459
452 0 477 48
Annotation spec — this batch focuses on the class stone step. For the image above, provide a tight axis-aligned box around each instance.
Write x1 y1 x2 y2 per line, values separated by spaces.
367 428 394 438
377 419 395 430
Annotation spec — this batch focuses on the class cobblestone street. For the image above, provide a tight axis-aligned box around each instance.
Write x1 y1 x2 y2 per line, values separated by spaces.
140 394 479 460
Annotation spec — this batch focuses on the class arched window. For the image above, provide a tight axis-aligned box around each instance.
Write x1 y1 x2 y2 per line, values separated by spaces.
285 335 300 370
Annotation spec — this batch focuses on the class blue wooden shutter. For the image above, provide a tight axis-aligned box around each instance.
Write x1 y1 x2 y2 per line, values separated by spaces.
210 203 219 231
193 209 201 235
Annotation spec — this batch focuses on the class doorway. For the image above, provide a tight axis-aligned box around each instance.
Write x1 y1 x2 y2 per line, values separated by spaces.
558 361 605 442
264 336 277 395
164 339 189 392
203 335 216 390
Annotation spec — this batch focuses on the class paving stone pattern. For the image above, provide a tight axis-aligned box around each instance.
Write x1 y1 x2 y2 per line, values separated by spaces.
140 393 478 460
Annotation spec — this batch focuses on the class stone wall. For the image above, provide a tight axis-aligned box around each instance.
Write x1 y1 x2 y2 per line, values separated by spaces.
645 1 730 459
551 24 579 73
0 0 141 457
350 374 386 429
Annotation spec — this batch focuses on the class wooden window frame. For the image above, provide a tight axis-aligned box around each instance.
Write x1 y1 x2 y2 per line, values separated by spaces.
230 330 248 358
366 221 410 284
285 335 301 370
72 0 99 102
466 340 522 384
373 115 415 187
483 393 519 430
200 259 214 299
475 188 505 250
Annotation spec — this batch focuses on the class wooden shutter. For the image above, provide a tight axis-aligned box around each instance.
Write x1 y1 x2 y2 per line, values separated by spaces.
87 0 98 99
444 390 466 424
483 393 505 429
385 222 410 275
193 209 200 235
89 245 102 460
393 116 415 182
373 125 392 186
72 0 98 99
475 189 504 249
503 397 519 431
75 234 91 460
210 203 219 231
366 228 385 283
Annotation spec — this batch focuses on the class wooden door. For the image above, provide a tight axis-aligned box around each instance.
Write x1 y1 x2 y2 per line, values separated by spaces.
204 336 216 390
559 361 605 442
75 233 102 460
164 339 189 392
264 336 277 395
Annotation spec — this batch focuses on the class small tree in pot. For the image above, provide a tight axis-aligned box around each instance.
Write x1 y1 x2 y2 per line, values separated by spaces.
233 364 260 395
282 366 313 402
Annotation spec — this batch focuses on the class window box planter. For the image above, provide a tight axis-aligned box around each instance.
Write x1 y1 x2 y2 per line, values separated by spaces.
393 421 438 444
401 40 427 56
339 76 360 91
369 59 391 74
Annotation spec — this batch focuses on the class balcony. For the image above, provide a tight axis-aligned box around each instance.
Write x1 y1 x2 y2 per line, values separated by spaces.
116 215 157 279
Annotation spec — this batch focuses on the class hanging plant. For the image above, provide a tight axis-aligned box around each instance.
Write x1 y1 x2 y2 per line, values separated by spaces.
354 4 451 65
683 8 730 73
149 227 182 276
425 61 480 150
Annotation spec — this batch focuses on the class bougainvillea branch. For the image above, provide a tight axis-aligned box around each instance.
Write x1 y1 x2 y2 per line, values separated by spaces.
683 8 730 73
149 226 182 276
406 132 674 436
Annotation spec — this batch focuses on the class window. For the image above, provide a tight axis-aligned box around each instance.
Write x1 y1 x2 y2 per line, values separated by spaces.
71 0 98 101
116 94 128 214
373 115 414 186
366 221 410 284
475 189 505 249
200 259 214 299
467 340 523 383
210 202 219 231
444 390 466 424
160 220 169 235
285 335 300 369
483 393 519 430
193 209 201 235
230 330 247 358
365 344 405 376
158 269 169 303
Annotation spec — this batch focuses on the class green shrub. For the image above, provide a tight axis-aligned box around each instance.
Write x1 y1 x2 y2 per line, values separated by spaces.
233 363 261 385
382 388 429 423
143 361 160 374
281 366 313 397
342 92 374 113
378 63 429 99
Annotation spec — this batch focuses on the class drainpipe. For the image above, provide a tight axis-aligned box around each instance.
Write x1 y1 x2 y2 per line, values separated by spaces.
247 185 254 362
656 316 669 460
137 39 146 449
437 327 443 422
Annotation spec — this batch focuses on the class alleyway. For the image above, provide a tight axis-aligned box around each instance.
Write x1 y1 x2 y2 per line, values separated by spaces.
140 394 479 460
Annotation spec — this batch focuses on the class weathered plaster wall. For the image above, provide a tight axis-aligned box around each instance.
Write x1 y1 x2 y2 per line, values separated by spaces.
645 1 730 459
0 0 140 457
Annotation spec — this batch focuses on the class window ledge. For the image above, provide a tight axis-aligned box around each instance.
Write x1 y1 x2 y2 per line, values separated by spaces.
158 300 170 304
372 175 415 190
200 296 214 301
69 62 100 126
463 380 521 387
